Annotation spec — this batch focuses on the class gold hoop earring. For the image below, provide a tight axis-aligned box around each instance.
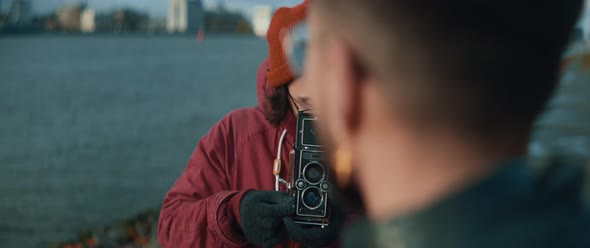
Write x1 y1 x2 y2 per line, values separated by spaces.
334 143 353 188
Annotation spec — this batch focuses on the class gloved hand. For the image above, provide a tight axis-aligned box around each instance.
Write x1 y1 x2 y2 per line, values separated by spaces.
283 204 346 248
240 191 296 248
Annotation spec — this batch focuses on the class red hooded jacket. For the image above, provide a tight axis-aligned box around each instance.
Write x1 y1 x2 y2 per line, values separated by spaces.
158 59 316 248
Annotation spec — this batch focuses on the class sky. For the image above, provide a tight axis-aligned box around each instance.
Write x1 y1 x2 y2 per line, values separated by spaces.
0 0 303 17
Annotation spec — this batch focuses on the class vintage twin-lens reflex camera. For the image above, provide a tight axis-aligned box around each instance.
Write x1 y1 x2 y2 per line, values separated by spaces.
289 111 330 227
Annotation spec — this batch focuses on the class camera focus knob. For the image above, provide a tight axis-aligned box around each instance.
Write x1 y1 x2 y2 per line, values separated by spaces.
296 179 306 190
320 181 330 192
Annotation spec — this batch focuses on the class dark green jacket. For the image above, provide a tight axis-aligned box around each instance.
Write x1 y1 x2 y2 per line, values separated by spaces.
344 159 590 248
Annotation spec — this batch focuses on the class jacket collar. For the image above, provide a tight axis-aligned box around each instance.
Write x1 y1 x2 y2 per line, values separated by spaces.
343 158 589 248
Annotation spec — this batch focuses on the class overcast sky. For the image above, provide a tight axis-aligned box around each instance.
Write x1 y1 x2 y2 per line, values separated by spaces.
0 0 303 17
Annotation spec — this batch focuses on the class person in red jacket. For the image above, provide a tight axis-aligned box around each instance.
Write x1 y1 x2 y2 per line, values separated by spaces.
157 2 343 247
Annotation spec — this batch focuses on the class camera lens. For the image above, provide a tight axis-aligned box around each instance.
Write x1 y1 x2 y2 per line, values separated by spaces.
301 187 323 210
303 162 325 184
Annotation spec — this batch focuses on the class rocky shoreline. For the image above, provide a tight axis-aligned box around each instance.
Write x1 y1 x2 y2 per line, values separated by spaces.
50 209 160 248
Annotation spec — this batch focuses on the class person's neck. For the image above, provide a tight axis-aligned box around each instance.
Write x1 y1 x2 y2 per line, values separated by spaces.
355 128 527 221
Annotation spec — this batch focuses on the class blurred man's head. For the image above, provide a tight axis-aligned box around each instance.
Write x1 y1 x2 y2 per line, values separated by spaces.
305 0 583 214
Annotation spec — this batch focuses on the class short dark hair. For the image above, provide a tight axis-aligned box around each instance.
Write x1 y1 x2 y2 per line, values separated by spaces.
264 85 290 126
316 0 583 137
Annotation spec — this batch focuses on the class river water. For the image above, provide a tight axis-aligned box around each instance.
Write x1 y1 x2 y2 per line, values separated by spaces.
0 35 266 247
0 35 588 247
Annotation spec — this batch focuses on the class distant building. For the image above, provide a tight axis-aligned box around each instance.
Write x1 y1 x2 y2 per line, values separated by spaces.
148 17 167 34
7 0 33 26
0 1 4 30
168 0 205 33
94 13 114 33
58 5 83 32
204 6 253 34
40 14 59 32
80 9 95 33
113 9 149 33
584 13 590 41
253 5 274 37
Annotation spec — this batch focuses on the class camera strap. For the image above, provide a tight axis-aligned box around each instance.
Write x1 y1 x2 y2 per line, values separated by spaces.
274 129 291 191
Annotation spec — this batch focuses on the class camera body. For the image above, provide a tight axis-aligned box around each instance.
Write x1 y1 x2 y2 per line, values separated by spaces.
289 112 330 227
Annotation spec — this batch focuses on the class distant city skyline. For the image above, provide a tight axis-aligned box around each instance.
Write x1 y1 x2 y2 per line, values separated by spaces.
0 0 303 17
0 1 589 36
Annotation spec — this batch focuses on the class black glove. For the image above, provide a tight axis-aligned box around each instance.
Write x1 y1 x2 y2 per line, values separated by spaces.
283 204 346 248
240 191 296 248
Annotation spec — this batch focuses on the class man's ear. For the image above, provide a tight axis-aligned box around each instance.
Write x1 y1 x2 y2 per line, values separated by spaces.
327 39 362 138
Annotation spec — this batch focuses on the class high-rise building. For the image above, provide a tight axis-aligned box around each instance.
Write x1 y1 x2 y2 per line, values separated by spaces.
0 1 4 31
253 5 274 37
168 0 204 33
7 0 33 26
80 9 95 33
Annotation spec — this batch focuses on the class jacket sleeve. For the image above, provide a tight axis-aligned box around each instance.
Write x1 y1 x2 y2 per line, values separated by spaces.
158 118 249 248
